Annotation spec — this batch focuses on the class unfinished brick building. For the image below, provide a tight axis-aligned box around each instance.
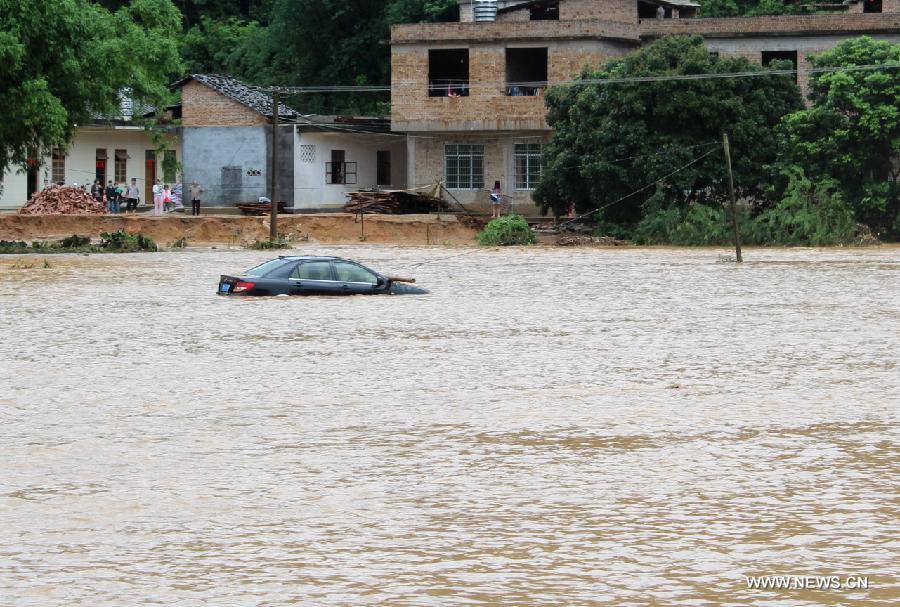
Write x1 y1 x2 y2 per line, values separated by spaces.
391 0 900 213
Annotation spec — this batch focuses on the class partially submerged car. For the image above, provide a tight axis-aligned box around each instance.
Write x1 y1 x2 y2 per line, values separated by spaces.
218 256 428 296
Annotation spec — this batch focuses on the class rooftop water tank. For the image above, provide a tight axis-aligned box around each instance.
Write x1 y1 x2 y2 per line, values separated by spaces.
474 0 498 22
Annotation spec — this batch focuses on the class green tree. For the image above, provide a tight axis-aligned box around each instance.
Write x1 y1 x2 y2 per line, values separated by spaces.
0 0 183 179
264 0 456 114
534 35 803 228
775 37 900 237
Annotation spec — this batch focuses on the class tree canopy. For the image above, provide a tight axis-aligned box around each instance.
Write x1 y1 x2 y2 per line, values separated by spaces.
533 35 803 226
774 37 900 236
0 0 183 177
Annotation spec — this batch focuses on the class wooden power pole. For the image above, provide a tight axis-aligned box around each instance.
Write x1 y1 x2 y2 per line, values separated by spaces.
269 91 280 242
722 132 743 263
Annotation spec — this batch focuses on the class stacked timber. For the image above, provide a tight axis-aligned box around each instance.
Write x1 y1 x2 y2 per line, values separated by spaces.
236 201 287 216
344 190 450 215
18 186 106 215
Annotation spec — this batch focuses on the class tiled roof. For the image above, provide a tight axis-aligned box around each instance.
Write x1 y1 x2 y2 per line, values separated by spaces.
172 74 299 118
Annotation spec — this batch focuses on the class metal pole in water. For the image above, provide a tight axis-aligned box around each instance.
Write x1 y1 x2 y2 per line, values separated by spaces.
270 91 280 242
722 132 743 263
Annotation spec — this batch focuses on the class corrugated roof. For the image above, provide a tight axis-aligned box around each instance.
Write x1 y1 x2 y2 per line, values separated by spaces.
171 74 299 118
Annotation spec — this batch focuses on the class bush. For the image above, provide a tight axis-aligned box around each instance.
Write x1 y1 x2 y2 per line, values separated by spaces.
476 215 536 246
59 234 91 248
0 240 29 253
100 230 158 252
751 173 859 246
248 238 291 250
633 204 738 245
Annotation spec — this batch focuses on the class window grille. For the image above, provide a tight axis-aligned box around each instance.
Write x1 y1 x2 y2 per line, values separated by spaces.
444 144 484 190
51 148 66 184
325 162 357 185
299 145 316 163
514 143 543 190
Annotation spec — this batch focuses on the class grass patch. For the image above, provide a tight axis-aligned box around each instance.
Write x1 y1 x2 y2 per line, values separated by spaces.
476 215 536 246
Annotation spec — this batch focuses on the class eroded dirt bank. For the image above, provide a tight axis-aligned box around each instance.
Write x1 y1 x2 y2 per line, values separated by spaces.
0 213 477 246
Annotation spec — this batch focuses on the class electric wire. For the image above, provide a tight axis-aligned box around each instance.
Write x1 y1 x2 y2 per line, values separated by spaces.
252 62 900 94
556 146 722 227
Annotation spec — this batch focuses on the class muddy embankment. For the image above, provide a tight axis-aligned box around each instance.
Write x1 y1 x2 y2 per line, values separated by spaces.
0 213 478 246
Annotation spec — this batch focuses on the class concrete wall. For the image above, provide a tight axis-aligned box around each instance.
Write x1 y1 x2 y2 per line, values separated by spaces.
181 126 269 205
0 127 181 210
293 130 408 210
406 131 549 214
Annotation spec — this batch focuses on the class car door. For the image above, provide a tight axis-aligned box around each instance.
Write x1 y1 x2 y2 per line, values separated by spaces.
289 261 342 295
333 261 380 295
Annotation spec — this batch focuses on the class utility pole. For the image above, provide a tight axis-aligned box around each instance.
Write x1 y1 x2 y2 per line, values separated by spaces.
722 132 743 263
269 90 280 242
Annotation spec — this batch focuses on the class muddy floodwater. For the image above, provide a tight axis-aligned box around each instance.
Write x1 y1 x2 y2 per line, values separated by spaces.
1 246 898 606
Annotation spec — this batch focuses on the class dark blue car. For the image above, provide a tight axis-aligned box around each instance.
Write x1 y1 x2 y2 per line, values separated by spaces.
218 256 428 296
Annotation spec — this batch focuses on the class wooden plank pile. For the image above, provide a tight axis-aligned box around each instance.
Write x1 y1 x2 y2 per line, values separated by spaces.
236 201 287 216
344 190 450 215
18 186 106 215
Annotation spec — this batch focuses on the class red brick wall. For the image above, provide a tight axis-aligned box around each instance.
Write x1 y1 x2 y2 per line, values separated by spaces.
181 81 268 127
562 0 636 23
392 19 639 44
392 41 629 131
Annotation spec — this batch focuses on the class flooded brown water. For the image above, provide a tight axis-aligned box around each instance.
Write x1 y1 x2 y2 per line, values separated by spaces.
1 246 898 606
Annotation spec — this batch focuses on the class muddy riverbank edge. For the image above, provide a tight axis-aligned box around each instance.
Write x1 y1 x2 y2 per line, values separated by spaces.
0 213 479 246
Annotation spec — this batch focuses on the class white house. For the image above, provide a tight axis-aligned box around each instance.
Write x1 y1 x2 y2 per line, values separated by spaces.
176 74 407 210
0 124 182 210
293 117 407 210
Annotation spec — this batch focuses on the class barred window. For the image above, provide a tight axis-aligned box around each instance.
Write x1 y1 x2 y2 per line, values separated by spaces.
444 144 484 190
51 148 66 184
514 143 542 190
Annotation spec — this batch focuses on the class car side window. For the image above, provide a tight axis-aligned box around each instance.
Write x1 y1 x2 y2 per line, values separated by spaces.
291 261 335 281
334 262 377 284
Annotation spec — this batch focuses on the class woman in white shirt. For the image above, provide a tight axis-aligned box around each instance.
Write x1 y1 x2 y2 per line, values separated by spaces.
152 179 163 215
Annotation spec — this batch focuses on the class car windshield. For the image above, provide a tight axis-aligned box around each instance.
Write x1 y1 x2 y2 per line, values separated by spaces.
244 258 292 277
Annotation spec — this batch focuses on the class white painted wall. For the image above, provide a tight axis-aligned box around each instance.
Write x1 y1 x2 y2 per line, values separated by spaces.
292 130 407 210
0 127 181 209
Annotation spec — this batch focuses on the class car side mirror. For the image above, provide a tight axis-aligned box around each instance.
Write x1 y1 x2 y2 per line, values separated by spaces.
377 276 386 287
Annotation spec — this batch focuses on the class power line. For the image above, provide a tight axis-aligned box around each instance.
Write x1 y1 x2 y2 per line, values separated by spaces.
253 62 900 94
556 146 722 228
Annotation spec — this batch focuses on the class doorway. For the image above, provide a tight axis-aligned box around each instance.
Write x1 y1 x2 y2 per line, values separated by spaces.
144 150 156 203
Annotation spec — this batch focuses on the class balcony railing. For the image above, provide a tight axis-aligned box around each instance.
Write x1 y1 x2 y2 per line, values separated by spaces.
429 79 470 97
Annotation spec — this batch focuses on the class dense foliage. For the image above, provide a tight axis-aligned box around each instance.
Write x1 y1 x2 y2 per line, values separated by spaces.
180 0 457 113
774 37 900 238
534 36 803 225
0 0 183 178
538 35 900 245
476 215 537 246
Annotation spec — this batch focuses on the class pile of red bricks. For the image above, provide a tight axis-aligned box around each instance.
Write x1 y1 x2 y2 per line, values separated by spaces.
18 186 106 215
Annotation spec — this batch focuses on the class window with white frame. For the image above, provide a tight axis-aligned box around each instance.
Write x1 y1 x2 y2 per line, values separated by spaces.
444 144 484 190
514 143 542 190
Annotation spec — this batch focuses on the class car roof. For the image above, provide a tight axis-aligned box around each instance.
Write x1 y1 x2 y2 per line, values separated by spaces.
276 255 344 261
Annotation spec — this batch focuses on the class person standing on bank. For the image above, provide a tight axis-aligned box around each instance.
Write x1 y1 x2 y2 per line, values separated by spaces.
152 179 163 215
106 180 119 214
490 180 503 219
189 181 204 216
125 178 140 213
91 180 103 204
